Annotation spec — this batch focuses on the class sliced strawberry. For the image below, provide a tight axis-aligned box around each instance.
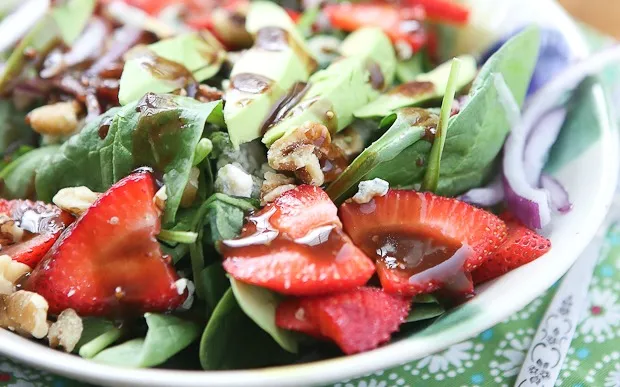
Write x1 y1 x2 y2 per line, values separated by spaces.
0 200 74 268
267 185 342 239
25 171 186 316
472 212 551 284
276 287 411 354
340 190 507 297
222 185 374 295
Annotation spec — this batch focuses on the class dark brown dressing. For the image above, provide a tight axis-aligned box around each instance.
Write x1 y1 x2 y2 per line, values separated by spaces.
255 27 290 52
389 81 435 97
98 116 114 139
366 61 385 90
230 73 273 94
260 81 310 135
133 48 195 90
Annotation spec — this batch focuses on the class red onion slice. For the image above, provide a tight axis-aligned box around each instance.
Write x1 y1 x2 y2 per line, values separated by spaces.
502 45 620 229
523 107 567 186
40 18 109 79
540 174 572 213
459 176 504 207
85 26 143 77
0 0 50 53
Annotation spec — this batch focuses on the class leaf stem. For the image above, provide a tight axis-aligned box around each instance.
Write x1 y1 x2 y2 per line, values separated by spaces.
422 57 462 192
78 326 123 359
158 229 199 244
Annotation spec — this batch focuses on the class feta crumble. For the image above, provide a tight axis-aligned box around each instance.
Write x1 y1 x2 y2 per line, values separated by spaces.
352 178 389 204
214 164 254 198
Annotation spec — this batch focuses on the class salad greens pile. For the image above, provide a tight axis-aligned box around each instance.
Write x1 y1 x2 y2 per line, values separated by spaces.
0 0 583 371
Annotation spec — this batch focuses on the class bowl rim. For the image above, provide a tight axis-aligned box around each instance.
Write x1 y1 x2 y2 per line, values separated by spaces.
1 3 619 387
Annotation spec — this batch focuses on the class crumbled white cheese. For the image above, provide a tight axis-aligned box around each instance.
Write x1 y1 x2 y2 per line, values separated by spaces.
214 164 254 198
153 185 167 211
175 278 195 310
352 178 390 204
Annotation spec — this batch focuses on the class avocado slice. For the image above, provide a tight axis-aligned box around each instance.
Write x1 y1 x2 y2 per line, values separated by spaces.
119 32 225 105
262 27 396 146
354 55 477 119
225 1 317 148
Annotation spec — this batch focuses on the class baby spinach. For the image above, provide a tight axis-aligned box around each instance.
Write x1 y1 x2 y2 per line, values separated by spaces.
326 108 437 203
119 32 225 105
327 27 541 201
230 278 299 353
422 58 462 192
0 146 59 199
199 289 295 370
35 94 224 224
92 313 200 368
201 263 230 313
188 193 256 299
0 101 36 154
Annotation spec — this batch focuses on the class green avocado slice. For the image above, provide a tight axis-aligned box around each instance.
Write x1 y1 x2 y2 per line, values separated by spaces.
354 55 477 118
262 27 396 146
225 1 317 148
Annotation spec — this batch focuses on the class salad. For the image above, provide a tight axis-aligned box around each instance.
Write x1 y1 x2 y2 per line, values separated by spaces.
0 0 616 372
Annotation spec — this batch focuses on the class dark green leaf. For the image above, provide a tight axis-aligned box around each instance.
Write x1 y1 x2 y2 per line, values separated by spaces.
199 289 295 370
0 101 36 154
405 303 445 323
92 313 200 368
326 108 437 203
230 278 298 353
76 318 122 359
0 146 59 199
201 263 230 313
35 94 223 223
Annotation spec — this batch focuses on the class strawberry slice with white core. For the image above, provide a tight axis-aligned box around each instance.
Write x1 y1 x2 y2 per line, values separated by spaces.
25 170 186 316
222 185 375 295
340 190 507 298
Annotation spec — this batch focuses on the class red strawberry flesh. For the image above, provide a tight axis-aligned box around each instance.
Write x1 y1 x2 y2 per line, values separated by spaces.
25 171 185 316
276 287 411 354
340 190 507 298
472 212 551 284
222 185 375 295
0 200 73 267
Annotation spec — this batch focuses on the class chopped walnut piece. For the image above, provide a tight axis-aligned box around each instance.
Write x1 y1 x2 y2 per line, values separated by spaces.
180 167 200 208
260 172 297 204
52 186 100 216
48 309 83 353
0 255 31 295
267 122 348 186
0 215 23 245
196 84 224 103
0 290 49 338
26 101 82 136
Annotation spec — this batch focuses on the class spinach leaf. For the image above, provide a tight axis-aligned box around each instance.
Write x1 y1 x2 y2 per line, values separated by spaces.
0 145 32 171
76 318 122 359
326 108 437 203
405 299 445 323
92 313 200 368
422 58 462 192
35 94 223 224
230 278 298 353
0 101 36 153
201 263 230 313
119 32 225 105
51 0 95 44
0 146 58 199
395 53 425 83
188 193 256 299
199 289 295 370
327 27 541 201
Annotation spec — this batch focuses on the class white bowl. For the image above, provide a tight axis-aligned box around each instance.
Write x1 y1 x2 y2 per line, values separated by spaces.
1 0 617 386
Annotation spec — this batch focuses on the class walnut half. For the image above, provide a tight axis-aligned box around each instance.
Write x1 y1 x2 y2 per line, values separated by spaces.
0 255 31 296
260 172 297 204
267 122 348 186
0 290 49 338
48 309 83 352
